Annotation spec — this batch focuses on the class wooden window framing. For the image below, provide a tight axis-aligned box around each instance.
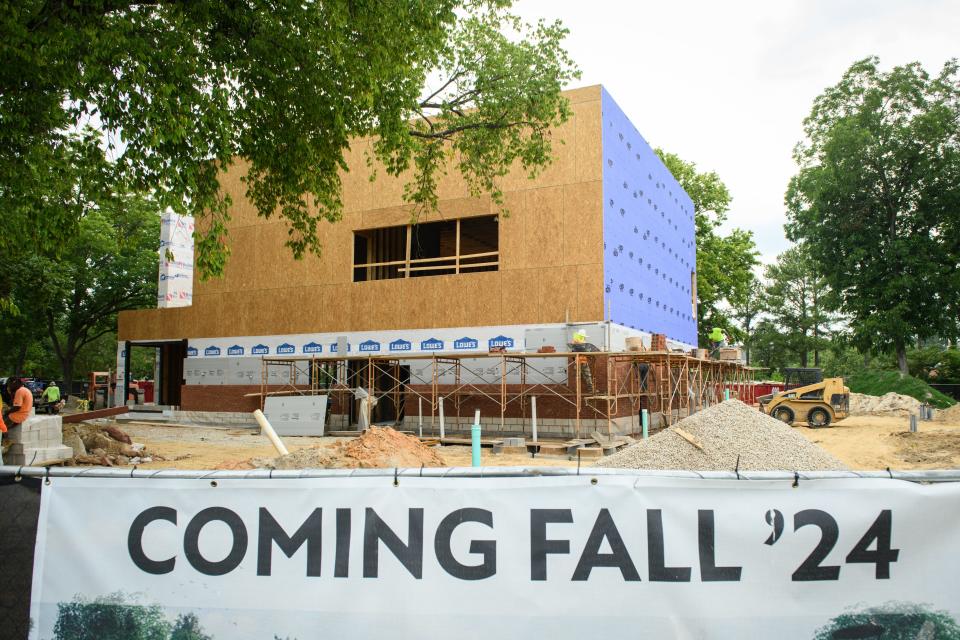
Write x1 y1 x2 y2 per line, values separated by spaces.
353 217 498 282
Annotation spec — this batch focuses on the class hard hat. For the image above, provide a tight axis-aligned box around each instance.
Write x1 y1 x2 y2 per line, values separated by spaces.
573 330 587 342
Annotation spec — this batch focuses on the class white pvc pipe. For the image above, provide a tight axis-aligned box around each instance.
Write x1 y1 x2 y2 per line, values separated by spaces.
531 396 538 443
439 397 445 440
253 409 290 456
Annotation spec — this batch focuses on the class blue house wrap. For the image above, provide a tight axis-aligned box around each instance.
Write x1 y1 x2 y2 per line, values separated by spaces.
601 88 698 346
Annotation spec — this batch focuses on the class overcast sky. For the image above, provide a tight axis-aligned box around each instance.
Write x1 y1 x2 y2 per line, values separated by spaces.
513 0 959 264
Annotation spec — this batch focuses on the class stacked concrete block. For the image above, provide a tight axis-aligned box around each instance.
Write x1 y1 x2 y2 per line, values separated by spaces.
3 414 72 465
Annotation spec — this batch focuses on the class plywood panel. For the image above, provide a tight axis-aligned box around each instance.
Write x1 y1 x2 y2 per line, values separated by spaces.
537 266 578 324
575 98 602 183
440 271 501 327
523 186 564 268
562 180 603 266
500 269 538 325
564 85 601 105
496 191 525 271
576 263 604 322
340 139 373 213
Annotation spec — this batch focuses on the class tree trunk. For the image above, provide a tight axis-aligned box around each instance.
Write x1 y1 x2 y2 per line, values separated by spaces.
15 343 27 375
895 341 908 375
61 357 74 399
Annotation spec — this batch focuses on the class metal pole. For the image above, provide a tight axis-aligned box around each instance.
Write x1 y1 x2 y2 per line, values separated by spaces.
910 415 918 433
418 397 423 437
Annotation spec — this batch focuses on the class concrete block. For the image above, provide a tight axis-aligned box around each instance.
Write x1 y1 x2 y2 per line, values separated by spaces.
575 447 603 460
492 445 528 455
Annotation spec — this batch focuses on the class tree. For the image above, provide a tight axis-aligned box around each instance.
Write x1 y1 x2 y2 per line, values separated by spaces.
170 613 212 640
731 279 764 365
813 602 960 640
656 150 759 344
786 57 960 374
37 193 159 387
0 1 578 284
763 247 835 367
5 133 161 386
53 594 170 640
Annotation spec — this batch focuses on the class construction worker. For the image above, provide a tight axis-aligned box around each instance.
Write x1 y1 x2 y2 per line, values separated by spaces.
42 380 61 404
570 330 599 394
2 377 34 463
708 327 728 359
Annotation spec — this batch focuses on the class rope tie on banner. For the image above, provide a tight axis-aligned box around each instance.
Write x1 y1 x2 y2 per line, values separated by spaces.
735 454 741 480
268 468 273 479
15 466 23 482
577 450 581 476
44 466 51 485
419 464 424 478
393 467 399 487
886 467 894 479
792 471 800 488
129 465 137 478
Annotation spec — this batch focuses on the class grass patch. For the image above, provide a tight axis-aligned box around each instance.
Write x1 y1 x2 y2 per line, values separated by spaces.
846 370 956 409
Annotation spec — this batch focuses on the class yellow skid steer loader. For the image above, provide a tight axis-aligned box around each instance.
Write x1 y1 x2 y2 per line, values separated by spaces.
758 368 850 428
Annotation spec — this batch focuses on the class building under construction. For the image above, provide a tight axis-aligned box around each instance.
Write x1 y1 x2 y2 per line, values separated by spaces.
117 85 750 436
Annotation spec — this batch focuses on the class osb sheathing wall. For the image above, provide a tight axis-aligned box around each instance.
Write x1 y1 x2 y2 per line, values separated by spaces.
119 86 604 341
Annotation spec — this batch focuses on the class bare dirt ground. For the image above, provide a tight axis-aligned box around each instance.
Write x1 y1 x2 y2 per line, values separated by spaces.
117 424 577 470
796 414 960 470
87 411 960 472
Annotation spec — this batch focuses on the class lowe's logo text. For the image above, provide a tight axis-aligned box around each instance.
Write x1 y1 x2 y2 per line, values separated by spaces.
454 337 478 350
251 344 269 355
227 345 245 356
488 335 514 349
277 343 295 355
390 340 412 351
359 340 381 352
303 342 323 354
422 339 444 351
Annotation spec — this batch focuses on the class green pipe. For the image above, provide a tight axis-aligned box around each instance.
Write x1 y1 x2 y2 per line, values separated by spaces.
471 409 481 467
641 409 649 440
724 389 730 401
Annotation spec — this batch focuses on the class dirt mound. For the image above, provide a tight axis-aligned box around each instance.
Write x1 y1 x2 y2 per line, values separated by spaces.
849 392 922 416
258 426 445 470
596 399 847 471
934 403 960 423
69 422 160 466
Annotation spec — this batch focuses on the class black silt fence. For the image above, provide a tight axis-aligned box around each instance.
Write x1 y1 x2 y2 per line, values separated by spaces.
0 474 42 640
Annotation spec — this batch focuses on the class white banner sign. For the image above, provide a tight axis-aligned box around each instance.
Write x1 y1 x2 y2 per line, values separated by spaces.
29 475 960 639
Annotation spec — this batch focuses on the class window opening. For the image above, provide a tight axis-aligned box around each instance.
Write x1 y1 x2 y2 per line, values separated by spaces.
353 216 498 282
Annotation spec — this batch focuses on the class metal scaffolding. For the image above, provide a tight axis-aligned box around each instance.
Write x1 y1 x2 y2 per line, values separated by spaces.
259 351 757 439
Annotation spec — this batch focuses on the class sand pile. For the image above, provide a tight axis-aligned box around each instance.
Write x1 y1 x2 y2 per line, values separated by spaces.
849 392 922 416
596 400 847 471
258 426 445 470
935 403 960 423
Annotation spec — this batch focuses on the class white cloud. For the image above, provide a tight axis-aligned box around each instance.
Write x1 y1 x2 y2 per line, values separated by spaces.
514 0 960 259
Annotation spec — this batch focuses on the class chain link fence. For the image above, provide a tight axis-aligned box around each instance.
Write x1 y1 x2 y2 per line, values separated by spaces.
0 475 42 639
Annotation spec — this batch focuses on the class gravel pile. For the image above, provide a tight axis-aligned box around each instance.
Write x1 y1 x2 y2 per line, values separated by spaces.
596 400 848 471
